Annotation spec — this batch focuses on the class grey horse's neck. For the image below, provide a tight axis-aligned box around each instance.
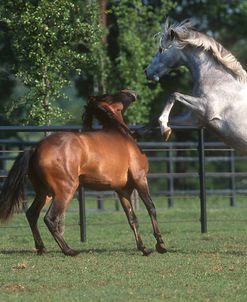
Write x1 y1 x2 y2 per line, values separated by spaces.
182 47 234 95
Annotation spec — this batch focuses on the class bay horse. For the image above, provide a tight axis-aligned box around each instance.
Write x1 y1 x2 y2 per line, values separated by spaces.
145 18 247 152
0 89 166 256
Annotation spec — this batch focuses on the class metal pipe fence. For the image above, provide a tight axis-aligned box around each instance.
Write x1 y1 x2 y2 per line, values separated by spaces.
1 125 247 239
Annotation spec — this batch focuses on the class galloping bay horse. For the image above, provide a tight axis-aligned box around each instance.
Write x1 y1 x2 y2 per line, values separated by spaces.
0 89 166 256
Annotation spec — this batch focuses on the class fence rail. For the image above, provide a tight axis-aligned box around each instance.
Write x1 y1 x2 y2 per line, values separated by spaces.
1 125 247 239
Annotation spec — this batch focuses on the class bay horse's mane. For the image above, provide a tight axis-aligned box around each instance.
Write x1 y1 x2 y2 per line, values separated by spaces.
159 19 247 83
82 92 134 137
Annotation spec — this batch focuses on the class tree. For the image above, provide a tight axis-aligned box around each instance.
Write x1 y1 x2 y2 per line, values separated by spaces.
105 0 174 123
1 1 247 126
0 0 103 125
0 0 176 125
0 20 16 125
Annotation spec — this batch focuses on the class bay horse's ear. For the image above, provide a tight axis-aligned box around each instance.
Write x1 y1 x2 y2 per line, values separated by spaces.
88 96 96 103
87 95 97 103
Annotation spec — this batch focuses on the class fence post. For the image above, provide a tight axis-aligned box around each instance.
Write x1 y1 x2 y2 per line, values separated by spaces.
229 150 236 207
198 128 207 233
167 145 174 207
97 194 104 210
0 144 4 171
131 189 140 211
78 186 86 242
114 192 120 211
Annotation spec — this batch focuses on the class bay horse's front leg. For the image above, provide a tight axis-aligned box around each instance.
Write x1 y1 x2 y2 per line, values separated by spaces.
117 192 152 256
135 179 167 254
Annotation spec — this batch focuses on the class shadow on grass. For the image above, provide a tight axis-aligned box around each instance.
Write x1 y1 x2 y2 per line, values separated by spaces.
0 249 37 255
167 247 247 257
0 247 140 256
1 246 246 257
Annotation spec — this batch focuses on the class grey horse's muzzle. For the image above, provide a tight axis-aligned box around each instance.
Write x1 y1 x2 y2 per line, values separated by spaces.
144 68 160 82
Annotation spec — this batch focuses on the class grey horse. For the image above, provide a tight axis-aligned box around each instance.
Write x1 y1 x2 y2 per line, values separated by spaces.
145 19 247 153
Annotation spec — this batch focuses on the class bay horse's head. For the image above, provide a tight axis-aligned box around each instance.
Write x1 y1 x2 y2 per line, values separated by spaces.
89 88 137 117
82 89 137 134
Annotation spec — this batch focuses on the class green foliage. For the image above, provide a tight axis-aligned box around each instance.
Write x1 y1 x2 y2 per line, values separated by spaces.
2 1 247 125
0 0 103 125
107 0 174 123
0 0 176 125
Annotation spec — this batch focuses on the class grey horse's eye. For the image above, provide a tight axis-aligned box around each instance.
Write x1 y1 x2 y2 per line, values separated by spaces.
159 47 164 54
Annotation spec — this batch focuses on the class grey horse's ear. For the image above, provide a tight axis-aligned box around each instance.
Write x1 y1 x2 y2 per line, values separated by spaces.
180 18 197 29
170 29 177 40
163 17 170 31
180 18 191 26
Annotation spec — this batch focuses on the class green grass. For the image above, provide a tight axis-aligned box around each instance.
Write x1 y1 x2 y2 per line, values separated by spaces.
0 199 247 302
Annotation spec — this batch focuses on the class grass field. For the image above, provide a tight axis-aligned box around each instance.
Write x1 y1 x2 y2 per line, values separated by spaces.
0 198 247 302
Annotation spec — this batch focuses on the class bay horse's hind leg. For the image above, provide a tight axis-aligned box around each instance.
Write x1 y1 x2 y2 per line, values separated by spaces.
26 193 47 255
135 178 167 254
117 190 152 256
44 193 79 256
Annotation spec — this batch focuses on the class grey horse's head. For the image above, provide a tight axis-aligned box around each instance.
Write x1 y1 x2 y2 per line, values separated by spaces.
145 18 193 81
145 45 182 81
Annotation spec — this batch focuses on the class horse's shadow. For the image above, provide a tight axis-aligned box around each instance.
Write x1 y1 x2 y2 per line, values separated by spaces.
0 247 139 256
1 247 245 257
0 249 37 256
167 247 246 257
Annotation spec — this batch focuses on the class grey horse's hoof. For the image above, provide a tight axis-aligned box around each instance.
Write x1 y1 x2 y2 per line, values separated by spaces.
163 127 172 141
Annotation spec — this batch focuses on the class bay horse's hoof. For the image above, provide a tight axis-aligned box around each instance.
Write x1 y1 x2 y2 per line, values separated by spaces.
156 243 167 254
64 249 80 257
163 127 172 141
142 248 153 256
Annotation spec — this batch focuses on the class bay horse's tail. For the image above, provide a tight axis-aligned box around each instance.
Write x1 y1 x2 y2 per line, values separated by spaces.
0 150 31 222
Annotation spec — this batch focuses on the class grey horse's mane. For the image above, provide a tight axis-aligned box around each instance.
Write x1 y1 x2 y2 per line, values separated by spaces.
159 19 247 83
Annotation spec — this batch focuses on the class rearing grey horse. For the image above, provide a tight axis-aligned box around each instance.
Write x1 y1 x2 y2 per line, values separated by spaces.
145 19 247 153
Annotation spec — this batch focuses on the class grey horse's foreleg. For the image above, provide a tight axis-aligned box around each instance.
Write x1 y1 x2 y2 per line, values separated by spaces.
172 92 205 114
159 97 176 140
159 93 205 139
